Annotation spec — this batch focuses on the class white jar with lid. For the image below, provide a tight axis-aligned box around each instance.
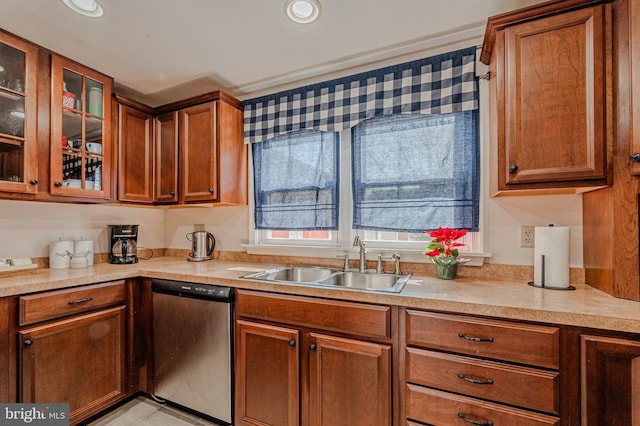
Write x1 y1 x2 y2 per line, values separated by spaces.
49 239 74 269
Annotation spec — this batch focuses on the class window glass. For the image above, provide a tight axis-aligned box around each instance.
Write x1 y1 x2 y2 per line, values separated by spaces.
352 111 479 233
252 131 339 230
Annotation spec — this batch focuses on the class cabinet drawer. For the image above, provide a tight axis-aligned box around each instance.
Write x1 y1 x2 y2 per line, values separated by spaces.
20 281 126 325
406 347 558 414
236 290 391 339
406 384 559 426
406 310 559 368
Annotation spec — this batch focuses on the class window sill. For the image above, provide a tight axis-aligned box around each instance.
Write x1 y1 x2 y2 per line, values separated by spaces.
242 244 490 267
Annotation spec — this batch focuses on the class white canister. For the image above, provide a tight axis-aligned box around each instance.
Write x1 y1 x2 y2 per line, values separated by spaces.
49 239 74 269
74 239 94 266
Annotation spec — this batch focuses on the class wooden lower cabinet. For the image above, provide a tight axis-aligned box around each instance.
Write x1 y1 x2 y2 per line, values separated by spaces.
19 306 126 424
236 320 300 426
235 290 393 426
309 333 391 426
406 384 559 426
403 309 561 425
581 334 640 425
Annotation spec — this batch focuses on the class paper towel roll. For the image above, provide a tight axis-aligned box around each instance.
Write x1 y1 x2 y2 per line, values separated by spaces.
533 226 570 288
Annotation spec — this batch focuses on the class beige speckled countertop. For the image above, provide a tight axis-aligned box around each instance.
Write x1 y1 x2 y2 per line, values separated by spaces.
1 257 639 334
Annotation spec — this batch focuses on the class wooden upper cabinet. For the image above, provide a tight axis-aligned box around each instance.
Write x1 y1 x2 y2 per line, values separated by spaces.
631 0 640 174
0 32 38 195
50 55 113 199
116 97 154 203
178 97 247 204
482 1 612 194
116 91 247 206
154 111 179 204
180 102 217 203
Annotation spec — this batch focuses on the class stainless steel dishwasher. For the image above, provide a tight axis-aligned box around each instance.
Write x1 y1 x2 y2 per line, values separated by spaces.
152 279 234 424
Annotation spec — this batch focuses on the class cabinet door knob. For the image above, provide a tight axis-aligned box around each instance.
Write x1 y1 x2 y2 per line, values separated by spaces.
630 153 640 162
508 164 518 173
23 339 33 347
170 191 176 196
288 340 296 347
309 343 317 351
208 188 214 194
54 181 63 187
29 179 38 185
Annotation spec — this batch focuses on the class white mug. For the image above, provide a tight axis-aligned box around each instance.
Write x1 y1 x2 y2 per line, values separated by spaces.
74 239 94 266
49 239 74 269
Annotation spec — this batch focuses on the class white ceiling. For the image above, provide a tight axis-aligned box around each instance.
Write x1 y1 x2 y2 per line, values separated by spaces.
0 0 546 106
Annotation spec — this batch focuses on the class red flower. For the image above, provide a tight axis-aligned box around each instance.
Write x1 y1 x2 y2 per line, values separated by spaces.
425 227 467 258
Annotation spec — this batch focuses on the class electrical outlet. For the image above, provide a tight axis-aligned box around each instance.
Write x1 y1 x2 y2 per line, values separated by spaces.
520 226 535 247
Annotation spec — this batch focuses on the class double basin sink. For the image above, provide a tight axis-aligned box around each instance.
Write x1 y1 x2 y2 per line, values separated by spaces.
241 265 412 293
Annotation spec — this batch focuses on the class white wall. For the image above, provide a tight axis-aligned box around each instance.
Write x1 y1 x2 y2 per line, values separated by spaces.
164 206 249 253
0 199 164 259
0 196 582 267
486 195 583 267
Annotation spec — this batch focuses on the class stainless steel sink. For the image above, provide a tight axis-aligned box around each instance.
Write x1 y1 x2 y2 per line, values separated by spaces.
246 266 337 283
241 266 411 293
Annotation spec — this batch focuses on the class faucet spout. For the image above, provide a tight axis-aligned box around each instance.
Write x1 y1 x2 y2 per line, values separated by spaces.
353 236 367 272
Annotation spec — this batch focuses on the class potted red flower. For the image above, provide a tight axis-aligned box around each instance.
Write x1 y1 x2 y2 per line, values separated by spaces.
425 227 470 279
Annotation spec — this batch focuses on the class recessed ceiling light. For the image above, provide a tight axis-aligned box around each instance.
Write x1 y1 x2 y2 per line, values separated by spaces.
62 0 104 17
284 0 322 24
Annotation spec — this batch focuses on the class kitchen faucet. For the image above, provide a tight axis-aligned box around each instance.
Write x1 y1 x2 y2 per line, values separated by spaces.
353 236 367 272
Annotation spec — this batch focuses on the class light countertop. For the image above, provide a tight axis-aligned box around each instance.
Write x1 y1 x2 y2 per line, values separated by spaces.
1 257 639 334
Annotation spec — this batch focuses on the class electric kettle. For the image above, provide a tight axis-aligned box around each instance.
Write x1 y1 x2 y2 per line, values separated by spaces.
187 231 215 262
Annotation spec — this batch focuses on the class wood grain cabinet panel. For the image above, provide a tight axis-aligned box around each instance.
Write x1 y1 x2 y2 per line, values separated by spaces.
406 347 559 414
50 55 113 200
482 1 612 193
154 111 179 204
581 334 640 425
403 308 561 424
235 320 300 426
0 31 38 195
19 280 126 326
630 0 640 174
235 290 394 426
406 310 559 368
309 333 391 426
117 103 153 203
19 306 126 425
406 384 560 426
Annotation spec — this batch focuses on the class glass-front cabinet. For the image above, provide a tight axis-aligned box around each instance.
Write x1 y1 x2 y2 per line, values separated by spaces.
0 32 38 194
50 55 112 199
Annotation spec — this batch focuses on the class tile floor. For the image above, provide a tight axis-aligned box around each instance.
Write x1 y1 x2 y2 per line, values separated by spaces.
88 396 222 426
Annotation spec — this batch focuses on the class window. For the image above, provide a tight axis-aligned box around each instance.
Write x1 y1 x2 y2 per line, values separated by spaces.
352 111 479 233
252 131 339 231
245 46 481 255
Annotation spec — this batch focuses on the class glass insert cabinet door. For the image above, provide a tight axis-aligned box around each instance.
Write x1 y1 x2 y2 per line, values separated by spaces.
50 55 112 198
0 32 38 194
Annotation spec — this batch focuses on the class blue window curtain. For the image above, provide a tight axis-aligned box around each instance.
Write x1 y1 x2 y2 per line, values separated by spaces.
243 46 478 143
352 111 479 232
252 131 339 230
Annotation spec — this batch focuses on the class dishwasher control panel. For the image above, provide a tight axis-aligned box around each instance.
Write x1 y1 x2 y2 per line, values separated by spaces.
151 279 234 302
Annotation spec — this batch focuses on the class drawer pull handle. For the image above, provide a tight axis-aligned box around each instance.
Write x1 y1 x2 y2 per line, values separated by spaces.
68 296 94 305
458 333 493 343
458 373 493 385
458 413 493 426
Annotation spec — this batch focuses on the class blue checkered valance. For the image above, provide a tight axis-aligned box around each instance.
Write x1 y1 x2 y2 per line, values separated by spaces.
243 46 478 144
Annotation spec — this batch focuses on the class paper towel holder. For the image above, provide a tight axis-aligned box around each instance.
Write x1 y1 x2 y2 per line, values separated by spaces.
528 254 576 290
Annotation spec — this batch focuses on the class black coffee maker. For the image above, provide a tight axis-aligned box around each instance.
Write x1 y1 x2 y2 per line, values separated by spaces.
108 225 139 264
